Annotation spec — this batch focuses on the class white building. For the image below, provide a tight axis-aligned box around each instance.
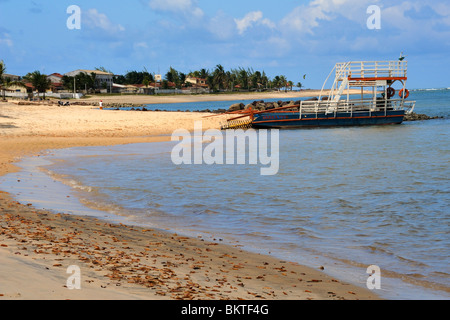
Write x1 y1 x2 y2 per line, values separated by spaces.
185 76 208 88
1 73 21 82
47 73 63 84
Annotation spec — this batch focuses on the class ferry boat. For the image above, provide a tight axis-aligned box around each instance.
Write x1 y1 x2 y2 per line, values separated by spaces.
221 61 416 129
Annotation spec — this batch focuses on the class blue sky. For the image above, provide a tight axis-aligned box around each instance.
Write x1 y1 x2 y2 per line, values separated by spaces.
1 0 449 89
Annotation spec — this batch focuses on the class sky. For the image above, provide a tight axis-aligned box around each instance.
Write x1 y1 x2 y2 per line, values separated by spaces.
0 0 449 89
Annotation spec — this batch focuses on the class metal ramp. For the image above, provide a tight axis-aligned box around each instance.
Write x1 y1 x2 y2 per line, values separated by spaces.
221 119 253 130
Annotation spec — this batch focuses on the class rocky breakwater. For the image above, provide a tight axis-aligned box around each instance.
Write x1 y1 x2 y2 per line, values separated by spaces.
102 102 146 110
228 100 309 113
404 112 443 121
102 103 228 113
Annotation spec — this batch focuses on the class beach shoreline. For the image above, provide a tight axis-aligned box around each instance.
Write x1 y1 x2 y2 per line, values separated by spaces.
0 94 380 300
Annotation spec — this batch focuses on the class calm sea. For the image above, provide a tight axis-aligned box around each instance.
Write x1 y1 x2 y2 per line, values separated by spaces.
1 89 449 299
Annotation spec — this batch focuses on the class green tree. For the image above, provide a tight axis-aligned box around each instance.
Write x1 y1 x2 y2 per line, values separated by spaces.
280 76 287 92
226 71 235 91
62 72 96 93
261 71 269 90
62 75 73 91
250 70 262 90
165 67 181 88
0 60 6 100
114 74 126 85
238 68 249 90
199 68 209 80
123 70 153 85
24 71 51 99
288 81 294 91
142 75 151 94
213 64 226 91
271 76 280 90
89 72 97 90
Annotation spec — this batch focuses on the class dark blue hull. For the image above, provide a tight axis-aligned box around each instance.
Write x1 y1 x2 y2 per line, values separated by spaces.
252 110 405 128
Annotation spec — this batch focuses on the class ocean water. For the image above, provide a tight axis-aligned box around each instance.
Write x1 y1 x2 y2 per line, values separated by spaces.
1 89 449 300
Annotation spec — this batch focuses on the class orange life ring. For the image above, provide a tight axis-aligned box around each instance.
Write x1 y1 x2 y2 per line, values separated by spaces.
399 89 410 99
386 87 396 98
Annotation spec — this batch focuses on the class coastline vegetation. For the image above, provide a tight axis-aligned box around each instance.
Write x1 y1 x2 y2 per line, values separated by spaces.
112 65 303 92
1 59 304 97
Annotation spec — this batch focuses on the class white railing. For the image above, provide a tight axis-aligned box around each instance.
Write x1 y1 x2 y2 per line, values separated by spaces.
298 98 415 118
335 61 408 79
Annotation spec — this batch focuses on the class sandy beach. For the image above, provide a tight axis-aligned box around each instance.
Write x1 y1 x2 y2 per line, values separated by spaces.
0 92 380 300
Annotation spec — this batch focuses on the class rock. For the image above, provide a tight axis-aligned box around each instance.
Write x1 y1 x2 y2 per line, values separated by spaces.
213 108 227 114
265 102 275 110
255 103 266 111
228 103 245 112
404 112 443 121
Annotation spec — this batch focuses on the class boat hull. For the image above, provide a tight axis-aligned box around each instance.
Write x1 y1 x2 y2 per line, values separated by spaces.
252 110 405 129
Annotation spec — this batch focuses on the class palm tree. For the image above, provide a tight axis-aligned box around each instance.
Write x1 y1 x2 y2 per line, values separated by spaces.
287 81 294 91
165 67 181 88
24 71 51 100
90 72 97 91
199 68 209 80
213 64 226 91
261 71 269 90
0 60 6 100
142 75 150 94
279 75 287 92
237 68 249 91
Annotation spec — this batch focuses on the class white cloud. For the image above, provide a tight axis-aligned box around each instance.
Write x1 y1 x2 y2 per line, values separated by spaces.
431 2 450 25
149 0 204 19
235 11 275 35
134 42 148 49
208 11 236 40
84 9 125 33
280 3 330 35
311 0 378 21
235 11 262 35
0 33 13 47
